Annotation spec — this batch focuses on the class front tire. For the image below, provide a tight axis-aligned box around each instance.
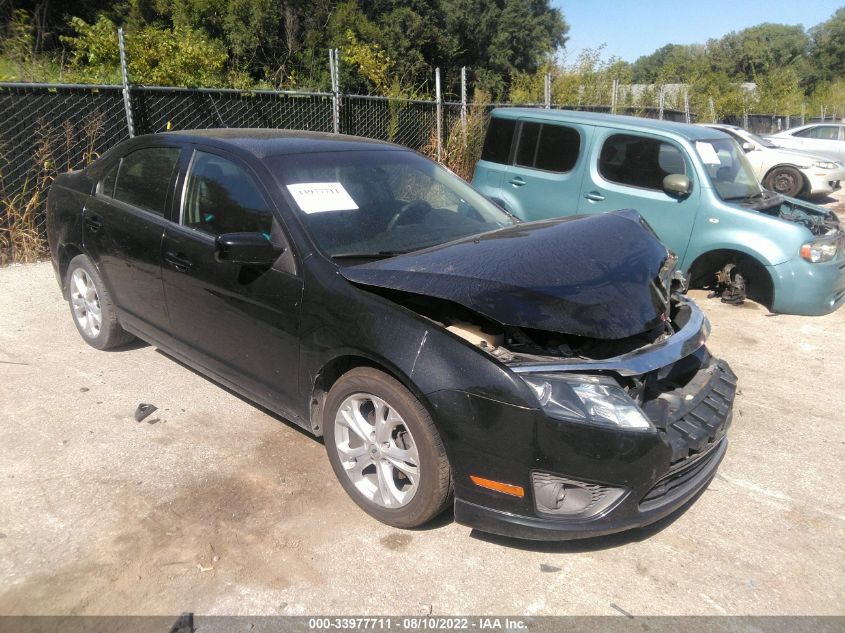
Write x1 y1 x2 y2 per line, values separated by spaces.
764 166 804 197
66 254 135 350
323 367 452 528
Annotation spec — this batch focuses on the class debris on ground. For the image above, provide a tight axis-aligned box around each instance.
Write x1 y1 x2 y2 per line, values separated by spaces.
540 564 561 573
134 403 158 423
610 603 634 618
707 263 746 305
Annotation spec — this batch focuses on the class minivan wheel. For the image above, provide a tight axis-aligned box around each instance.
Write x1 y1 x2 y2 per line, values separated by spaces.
66 255 135 350
323 367 452 528
764 166 804 197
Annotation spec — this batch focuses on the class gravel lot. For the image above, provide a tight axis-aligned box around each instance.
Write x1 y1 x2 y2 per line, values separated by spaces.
1 195 843 616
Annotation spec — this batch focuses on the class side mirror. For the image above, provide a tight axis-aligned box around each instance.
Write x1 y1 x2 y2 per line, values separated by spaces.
663 173 692 198
741 141 755 153
215 232 284 265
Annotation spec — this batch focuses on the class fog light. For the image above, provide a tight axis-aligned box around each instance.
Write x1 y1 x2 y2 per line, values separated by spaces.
532 472 626 518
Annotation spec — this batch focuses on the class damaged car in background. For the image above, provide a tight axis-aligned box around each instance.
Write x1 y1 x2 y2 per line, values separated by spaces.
473 109 845 314
48 130 735 540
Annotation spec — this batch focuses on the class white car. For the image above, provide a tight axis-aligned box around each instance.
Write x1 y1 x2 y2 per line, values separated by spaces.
765 123 845 163
704 123 845 198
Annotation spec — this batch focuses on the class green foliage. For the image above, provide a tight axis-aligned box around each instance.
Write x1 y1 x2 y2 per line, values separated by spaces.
60 15 228 86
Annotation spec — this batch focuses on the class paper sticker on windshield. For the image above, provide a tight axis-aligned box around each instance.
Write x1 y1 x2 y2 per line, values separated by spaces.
695 141 722 165
286 182 358 213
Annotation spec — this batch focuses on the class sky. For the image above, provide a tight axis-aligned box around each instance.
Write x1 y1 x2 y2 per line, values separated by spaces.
555 0 844 63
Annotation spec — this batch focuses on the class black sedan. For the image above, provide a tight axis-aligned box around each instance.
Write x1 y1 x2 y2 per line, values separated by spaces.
46 130 736 540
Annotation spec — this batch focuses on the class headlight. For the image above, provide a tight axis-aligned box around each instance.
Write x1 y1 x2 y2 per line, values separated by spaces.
521 373 654 431
813 160 839 170
800 232 842 263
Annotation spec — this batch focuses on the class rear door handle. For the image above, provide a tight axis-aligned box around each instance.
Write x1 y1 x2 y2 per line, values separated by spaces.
584 191 605 202
164 252 194 272
509 176 526 187
84 216 102 233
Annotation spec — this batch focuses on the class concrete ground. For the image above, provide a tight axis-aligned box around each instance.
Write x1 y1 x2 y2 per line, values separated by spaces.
0 195 843 616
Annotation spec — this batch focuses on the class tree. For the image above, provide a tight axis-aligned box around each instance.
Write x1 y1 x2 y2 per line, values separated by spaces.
808 7 845 85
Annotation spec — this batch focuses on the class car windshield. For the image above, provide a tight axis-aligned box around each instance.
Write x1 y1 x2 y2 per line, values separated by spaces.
268 149 516 258
744 130 777 148
694 138 763 201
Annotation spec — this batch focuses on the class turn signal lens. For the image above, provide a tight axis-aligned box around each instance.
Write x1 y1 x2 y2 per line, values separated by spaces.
470 476 525 497
800 234 840 263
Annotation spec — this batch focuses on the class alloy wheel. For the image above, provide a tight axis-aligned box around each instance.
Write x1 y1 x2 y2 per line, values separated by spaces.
70 269 102 339
334 393 420 508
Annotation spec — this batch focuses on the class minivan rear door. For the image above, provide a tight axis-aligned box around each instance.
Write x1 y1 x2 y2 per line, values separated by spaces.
577 129 700 260
499 119 591 221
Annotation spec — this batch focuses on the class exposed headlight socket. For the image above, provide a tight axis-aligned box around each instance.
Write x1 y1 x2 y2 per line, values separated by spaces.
532 472 626 518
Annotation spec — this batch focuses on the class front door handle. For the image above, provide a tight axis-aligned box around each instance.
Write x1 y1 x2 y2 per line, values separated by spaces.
584 191 606 202
164 252 194 273
509 176 526 187
84 216 103 233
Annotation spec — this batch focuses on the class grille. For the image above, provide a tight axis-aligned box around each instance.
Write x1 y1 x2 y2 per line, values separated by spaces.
639 437 725 509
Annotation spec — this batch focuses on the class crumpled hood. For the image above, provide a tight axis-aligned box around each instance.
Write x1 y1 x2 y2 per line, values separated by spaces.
341 209 674 340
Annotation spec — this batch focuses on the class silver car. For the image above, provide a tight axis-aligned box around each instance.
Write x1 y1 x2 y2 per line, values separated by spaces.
766 123 845 163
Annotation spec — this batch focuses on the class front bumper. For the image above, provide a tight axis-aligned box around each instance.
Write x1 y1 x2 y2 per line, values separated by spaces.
805 169 844 196
432 351 737 541
769 254 845 315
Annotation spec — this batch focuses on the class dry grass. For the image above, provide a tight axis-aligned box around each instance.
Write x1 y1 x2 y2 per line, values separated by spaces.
0 112 105 264
423 101 488 182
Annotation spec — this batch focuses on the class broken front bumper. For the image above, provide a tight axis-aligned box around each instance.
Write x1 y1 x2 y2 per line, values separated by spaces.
437 351 737 541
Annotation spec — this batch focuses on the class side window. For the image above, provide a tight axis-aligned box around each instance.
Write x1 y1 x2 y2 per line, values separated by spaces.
515 121 580 173
795 126 839 140
98 163 119 197
480 118 516 165
183 151 272 236
599 134 686 191
113 148 180 215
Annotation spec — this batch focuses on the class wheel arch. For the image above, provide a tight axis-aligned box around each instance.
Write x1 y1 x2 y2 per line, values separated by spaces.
308 352 432 438
763 163 809 196
687 248 775 308
57 243 86 299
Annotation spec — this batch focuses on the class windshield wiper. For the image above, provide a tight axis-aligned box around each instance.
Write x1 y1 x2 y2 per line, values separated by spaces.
724 191 765 201
331 249 414 260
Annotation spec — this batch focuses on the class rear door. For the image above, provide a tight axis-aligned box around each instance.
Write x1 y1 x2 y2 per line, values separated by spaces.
500 119 589 221
577 130 700 260
790 125 844 161
161 146 303 413
82 145 181 336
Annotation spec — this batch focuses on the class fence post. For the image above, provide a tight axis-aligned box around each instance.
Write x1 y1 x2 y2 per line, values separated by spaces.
544 73 551 109
118 28 135 138
610 78 617 114
329 49 340 134
435 67 442 162
708 97 716 123
743 111 749 130
461 66 467 142
684 89 690 124
801 103 805 126
658 86 665 120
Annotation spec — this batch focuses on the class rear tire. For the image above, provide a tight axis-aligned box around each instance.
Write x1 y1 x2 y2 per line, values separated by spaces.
66 255 135 350
764 166 804 197
323 367 452 528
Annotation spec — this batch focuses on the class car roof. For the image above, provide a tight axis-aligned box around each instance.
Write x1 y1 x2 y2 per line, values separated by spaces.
491 108 729 141
137 128 400 159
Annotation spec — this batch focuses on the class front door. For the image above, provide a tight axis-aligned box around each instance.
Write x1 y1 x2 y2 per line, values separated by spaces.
82 145 181 336
161 148 303 413
577 130 700 260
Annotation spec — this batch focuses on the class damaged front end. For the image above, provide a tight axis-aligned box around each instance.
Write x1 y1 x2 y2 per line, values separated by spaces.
339 210 736 538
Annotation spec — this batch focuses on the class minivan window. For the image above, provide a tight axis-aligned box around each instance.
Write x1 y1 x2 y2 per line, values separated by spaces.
480 118 516 165
113 147 180 215
515 121 580 173
183 151 273 236
599 134 686 190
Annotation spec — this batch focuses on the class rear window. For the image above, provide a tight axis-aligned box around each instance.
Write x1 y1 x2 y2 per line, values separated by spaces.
113 147 180 215
599 134 686 191
480 118 516 164
515 121 580 173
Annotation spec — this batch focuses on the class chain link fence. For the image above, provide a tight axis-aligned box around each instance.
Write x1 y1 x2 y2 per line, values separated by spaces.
0 78 735 263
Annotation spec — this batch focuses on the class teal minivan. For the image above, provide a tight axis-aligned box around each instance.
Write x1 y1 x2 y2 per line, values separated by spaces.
472 108 845 315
